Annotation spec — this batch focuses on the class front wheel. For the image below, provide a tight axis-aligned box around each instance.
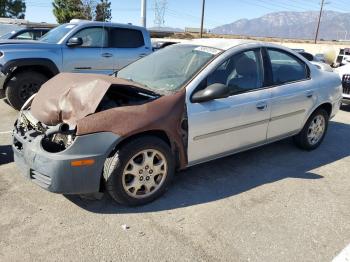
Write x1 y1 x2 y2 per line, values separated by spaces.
5 71 48 110
293 109 329 150
103 136 175 206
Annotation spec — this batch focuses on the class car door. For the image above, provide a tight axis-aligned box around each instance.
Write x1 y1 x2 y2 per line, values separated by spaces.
265 48 317 139
187 48 272 165
62 26 114 74
109 27 150 71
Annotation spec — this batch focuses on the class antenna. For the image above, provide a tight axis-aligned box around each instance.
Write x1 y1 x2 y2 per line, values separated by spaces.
154 0 167 28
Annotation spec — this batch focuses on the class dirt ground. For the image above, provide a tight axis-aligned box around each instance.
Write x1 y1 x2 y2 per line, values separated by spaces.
0 100 349 262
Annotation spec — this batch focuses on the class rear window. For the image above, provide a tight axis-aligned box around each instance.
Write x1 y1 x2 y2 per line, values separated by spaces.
110 28 144 48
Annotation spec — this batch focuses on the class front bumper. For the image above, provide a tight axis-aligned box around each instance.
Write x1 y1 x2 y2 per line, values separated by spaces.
13 129 120 194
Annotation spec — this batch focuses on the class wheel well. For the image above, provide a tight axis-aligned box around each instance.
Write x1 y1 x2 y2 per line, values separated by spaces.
4 65 55 88
117 130 172 150
316 103 332 116
99 130 176 192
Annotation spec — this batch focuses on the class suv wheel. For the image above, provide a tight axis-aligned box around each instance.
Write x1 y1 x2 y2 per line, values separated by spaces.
5 71 48 110
103 136 175 206
294 109 329 150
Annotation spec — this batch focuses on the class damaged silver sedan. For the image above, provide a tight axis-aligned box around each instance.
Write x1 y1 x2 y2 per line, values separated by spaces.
13 39 342 206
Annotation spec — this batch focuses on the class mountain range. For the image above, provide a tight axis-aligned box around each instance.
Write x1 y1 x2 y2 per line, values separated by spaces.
211 11 350 40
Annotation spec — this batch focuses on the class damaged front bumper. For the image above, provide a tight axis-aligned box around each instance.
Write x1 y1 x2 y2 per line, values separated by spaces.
12 122 120 194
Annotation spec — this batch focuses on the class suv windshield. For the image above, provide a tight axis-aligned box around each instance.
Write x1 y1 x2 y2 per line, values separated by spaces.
118 44 221 92
39 24 75 43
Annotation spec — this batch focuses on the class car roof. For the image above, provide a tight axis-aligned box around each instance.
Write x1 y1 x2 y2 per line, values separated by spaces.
181 38 261 50
69 20 146 31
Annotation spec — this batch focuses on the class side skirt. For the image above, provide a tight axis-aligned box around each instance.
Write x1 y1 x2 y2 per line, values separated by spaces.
186 129 300 168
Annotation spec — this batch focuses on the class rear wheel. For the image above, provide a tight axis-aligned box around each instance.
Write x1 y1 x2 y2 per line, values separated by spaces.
5 71 48 110
293 109 329 150
103 136 175 206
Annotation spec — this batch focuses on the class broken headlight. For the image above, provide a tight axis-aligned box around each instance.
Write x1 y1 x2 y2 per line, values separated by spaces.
42 133 76 153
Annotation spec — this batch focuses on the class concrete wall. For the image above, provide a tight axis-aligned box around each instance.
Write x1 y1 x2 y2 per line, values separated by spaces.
275 41 349 56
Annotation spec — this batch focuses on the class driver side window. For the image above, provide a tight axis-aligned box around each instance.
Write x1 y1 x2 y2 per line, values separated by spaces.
72 27 108 47
207 49 263 95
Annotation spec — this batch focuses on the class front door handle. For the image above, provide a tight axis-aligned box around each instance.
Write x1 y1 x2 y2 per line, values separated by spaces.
256 102 268 111
102 53 113 58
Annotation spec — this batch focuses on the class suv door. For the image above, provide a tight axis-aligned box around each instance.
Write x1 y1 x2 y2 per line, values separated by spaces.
109 27 150 71
62 26 114 74
187 49 272 164
265 48 316 139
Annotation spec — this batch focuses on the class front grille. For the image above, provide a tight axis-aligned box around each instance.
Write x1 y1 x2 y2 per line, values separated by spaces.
342 74 350 95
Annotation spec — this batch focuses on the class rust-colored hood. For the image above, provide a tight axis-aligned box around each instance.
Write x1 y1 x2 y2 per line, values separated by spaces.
30 73 145 126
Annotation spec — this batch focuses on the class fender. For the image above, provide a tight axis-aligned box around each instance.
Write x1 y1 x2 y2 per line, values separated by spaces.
1 58 59 76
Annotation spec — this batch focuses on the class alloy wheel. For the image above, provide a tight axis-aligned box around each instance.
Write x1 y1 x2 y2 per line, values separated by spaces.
122 149 168 199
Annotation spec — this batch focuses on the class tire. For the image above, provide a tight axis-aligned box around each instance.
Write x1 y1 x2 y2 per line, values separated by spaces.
5 71 48 110
103 136 175 206
293 109 329 150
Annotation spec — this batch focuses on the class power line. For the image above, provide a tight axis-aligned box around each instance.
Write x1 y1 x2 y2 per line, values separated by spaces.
154 0 167 27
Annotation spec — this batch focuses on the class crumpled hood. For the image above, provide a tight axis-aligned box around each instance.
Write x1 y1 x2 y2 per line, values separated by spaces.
30 73 145 126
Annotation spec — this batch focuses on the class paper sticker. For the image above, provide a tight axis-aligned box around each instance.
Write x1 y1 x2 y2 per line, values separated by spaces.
194 46 221 55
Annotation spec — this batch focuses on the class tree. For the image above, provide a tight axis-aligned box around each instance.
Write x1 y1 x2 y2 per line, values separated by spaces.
81 0 96 21
95 0 111 22
0 0 26 19
52 0 86 24
52 0 112 24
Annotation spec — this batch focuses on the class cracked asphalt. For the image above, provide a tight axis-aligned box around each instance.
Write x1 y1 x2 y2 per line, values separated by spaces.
0 100 349 262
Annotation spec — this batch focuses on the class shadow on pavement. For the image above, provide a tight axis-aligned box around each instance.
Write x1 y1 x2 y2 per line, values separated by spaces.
0 145 14 165
66 120 350 214
340 104 350 112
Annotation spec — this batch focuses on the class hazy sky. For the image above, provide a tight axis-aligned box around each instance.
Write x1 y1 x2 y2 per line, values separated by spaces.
25 0 350 28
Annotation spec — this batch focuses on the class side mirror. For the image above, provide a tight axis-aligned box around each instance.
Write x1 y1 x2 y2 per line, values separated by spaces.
192 83 230 103
67 37 83 47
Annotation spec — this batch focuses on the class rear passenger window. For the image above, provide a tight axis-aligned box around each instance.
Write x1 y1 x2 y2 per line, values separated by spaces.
110 28 144 48
268 49 308 85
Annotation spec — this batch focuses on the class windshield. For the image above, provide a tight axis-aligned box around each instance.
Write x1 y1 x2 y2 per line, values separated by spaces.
39 24 75 43
0 31 15 39
118 44 221 92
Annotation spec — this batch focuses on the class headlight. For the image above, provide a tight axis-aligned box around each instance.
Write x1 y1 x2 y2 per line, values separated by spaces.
41 133 76 153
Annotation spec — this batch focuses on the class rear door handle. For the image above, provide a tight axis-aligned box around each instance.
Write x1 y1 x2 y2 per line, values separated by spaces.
256 102 268 111
102 53 113 58
306 91 314 98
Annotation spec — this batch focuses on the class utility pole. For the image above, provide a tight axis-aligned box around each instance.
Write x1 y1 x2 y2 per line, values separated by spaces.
314 0 325 44
141 0 147 28
200 0 205 38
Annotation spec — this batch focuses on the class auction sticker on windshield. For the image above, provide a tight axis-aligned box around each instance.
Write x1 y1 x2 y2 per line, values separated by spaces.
194 46 221 55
